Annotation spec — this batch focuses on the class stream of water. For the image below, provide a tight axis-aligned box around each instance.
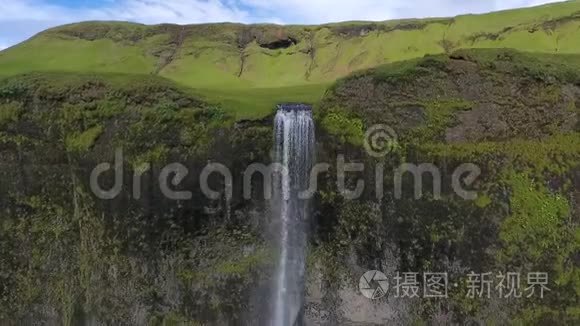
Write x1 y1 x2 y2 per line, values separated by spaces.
270 104 315 326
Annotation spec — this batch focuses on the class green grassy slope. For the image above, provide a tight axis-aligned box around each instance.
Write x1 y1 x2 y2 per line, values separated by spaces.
198 84 330 118
1 1 580 117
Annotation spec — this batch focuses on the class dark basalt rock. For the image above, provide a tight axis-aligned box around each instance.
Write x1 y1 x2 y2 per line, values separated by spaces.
259 37 298 50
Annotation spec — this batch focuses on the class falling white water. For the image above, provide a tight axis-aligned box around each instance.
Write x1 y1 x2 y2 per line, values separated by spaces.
271 104 315 326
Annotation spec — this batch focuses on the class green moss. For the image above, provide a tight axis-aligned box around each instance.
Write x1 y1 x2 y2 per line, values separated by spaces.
229 125 272 162
65 125 104 153
0 132 30 146
174 226 271 292
180 248 270 284
128 144 170 168
373 55 449 83
215 250 270 276
149 313 202 326
500 173 570 260
474 194 492 208
420 133 580 177
176 108 227 156
320 110 364 145
451 48 580 83
408 99 472 142
498 172 579 323
0 101 22 127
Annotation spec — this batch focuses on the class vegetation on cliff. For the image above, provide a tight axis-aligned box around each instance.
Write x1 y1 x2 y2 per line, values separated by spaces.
0 72 275 324
315 48 580 323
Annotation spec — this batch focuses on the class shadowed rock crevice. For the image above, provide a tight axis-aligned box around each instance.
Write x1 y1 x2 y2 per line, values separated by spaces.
153 25 187 74
540 12 580 31
258 37 298 50
331 19 453 38
437 20 457 54
466 26 515 44
304 30 317 80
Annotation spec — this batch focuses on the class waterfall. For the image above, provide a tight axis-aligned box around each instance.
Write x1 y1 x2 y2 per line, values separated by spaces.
271 104 315 326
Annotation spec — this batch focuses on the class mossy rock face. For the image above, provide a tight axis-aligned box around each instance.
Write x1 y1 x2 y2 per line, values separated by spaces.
321 49 579 144
2 40 580 326
312 49 580 324
0 72 275 324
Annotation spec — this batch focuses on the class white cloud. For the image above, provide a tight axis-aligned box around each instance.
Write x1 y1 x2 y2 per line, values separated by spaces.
101 0 249 24
0 0 250 49
492 0 565 11
244 0 567 23
0 0 568 49
0 0 249 23
243 0 397 23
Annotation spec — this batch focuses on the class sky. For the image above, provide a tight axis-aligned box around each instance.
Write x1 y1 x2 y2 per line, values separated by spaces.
0 0 566 50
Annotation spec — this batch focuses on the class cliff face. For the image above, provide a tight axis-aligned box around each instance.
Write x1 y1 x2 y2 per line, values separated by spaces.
0 73 275 324
0 48 578 325
313 49 580 324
